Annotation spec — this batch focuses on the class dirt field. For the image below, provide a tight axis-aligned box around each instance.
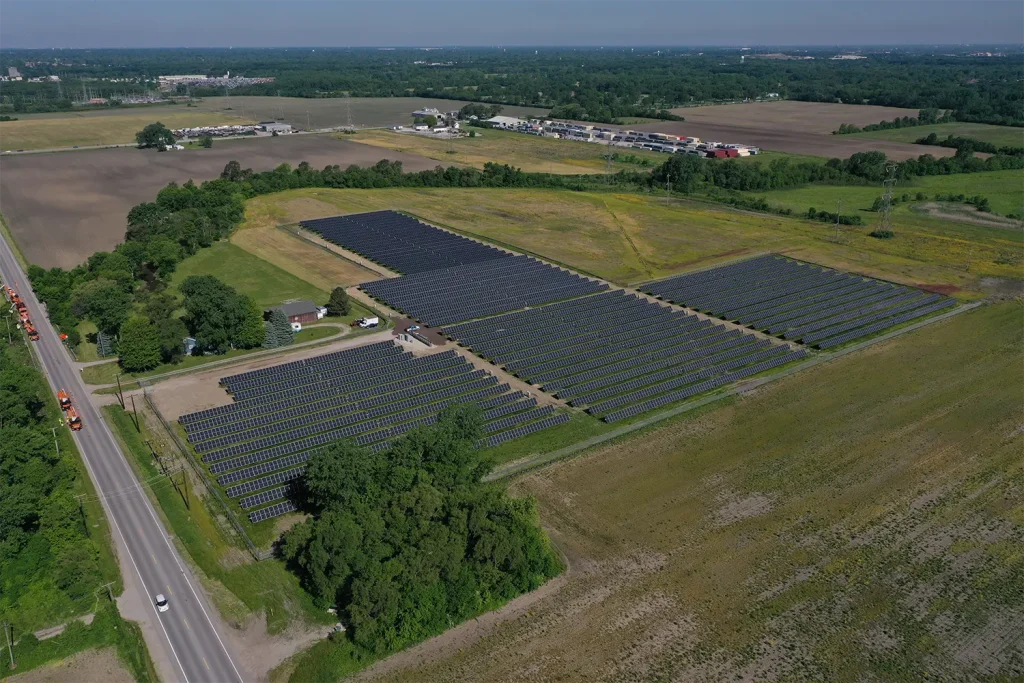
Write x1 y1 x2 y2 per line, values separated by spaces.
640 101 959 160
361 301 1024 683
191 96 548 131
0 135 444 269
7 647 134 683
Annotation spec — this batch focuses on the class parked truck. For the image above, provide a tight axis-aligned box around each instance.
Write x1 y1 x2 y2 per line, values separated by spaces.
355 316 380 329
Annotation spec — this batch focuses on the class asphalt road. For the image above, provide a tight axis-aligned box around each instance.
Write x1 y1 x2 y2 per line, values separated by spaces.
0 237 244 683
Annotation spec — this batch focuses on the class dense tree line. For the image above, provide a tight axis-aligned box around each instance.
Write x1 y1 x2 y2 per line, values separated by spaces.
914 132 1024 157
0 312 107 628
833 108 955 134
281 407 561 654
3 48 1021 125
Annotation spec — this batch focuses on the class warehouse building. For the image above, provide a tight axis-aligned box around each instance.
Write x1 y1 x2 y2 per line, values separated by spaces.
260 122 293 134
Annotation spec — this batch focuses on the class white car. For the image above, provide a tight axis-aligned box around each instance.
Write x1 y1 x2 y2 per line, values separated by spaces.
155 594 169 613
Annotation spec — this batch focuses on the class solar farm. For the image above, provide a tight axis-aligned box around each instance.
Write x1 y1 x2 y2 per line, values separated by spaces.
642 254 956 349
178 341 568 523
176 211 960 525
446 291 806 423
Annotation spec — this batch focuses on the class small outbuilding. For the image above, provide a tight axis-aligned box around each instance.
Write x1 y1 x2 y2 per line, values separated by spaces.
269 300 326 325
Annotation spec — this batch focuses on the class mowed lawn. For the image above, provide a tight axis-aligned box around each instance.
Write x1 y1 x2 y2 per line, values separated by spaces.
243 187 1021 296
370 301 1024 683
170 241 328 308
850 122 1024 148
0 110 249 150
350 128 667 174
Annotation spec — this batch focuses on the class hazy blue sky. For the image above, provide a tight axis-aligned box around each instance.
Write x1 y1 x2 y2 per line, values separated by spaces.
1 0 1020 49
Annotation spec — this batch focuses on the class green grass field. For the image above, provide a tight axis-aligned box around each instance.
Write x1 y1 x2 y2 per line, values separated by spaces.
171 241 329 308
379 300 1024 683
850 122 1024 148
243 186 1021 297
0 110 249 151
752 169 1024 217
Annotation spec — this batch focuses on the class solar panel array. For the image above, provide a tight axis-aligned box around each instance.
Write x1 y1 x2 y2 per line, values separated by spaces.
300 210 508 274
361 255 607 326
179 342 566 523
446 290 806 425
642 254 955 349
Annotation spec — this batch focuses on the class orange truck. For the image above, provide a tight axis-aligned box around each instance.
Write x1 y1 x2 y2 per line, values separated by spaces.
58 389 72 410
4 285 40 342
66 406 83 431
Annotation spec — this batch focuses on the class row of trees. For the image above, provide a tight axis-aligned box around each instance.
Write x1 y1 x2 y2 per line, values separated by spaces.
281 407 562 654
0 311 108 629
914 132 1024 157
833 108 955 134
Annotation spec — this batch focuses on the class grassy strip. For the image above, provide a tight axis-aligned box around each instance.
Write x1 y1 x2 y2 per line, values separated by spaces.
103 405 333 634
0 212 29 272
80 322 350 385
0 605 156 682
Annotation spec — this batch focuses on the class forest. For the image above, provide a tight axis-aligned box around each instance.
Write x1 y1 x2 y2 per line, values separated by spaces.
280 406 562 655
2 47 1021 125
0 308 110 630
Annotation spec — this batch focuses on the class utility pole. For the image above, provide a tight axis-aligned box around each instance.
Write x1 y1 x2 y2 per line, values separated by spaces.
966 245 974 272
2 621 14 670
75 493 89 537
345 93 353 130
876 163 898 236
115 374 125 409
5 317 11 345
51 426 60 457
129 394 140 433
181 470 190 510
666 172 671 198
306 111 311 131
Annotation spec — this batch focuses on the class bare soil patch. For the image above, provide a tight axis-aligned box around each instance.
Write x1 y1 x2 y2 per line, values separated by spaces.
0 135 444 269
7 648 133 683
630 101 960 160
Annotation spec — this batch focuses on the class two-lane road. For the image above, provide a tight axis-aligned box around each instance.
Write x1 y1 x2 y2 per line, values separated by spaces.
0 236 244 683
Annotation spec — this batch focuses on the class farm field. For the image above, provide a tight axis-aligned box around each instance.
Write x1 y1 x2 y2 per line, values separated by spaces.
628 101 960 160
190 96 548 130
0 134 442 269
363 300 1024 683
0 109 250 151
241 187 1021 296
850 122 1024 147
350 128 666 174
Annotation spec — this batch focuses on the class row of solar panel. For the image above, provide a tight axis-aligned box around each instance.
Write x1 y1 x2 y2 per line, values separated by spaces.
185 361 482 437
221 341 402 393
361 254 607 326
642 254 954 349
301 210 509 274
215 389 533 488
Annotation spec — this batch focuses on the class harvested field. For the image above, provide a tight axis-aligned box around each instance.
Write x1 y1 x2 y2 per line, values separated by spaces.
361 301 1024 683
669 101 927 135
191 96 547 131
242 187 1020 297
0 135 443 269
0 109 250 151
632 101 961 160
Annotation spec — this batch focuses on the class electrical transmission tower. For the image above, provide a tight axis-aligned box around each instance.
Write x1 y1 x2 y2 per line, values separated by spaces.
832 199 842 242
345 93 353 131
875 163 898 235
